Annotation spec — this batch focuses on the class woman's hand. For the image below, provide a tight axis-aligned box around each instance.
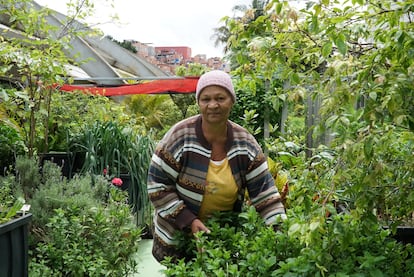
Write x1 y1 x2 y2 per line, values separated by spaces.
191 218 211 235
191 218 210 253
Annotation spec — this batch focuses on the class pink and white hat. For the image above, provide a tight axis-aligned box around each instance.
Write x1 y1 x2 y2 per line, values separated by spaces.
196 70 236 102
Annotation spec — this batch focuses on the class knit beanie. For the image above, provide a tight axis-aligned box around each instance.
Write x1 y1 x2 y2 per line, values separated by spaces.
196 70 236 102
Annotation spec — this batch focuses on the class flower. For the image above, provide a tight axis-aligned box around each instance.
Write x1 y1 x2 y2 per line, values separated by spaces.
103 168 108 176
111 177 123 187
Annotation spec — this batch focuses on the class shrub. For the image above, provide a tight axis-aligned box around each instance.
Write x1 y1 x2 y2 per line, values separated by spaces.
30 203 140 276
29 165 141 276
29 170 107 232
15 155 41 199
70 121 155 226
162 206 414 276
0 174 25 224
0 123 26 175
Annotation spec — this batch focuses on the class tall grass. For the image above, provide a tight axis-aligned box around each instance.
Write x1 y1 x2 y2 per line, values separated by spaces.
124 134 155 226
70 120 155 227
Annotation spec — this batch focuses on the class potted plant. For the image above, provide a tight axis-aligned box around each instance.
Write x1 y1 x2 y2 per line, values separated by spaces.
28 163 142 275
162 207 414 276
70 120 155 227
332 126 414 244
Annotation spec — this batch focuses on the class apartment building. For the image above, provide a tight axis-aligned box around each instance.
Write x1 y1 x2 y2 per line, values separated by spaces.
130 40 227 74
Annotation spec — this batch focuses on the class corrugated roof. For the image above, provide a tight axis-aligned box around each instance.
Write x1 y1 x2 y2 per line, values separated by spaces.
0 1 170 86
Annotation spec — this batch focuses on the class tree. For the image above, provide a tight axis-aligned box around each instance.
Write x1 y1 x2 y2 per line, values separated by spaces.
0 0 114 156
224 0 414 226
213 0 286 151
106 35 138 53
171 63 208 119
212 0 271 55
1 0 67 156
124 94 181 139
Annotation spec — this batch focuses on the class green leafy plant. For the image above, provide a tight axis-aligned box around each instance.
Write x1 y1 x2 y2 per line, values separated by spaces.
30 202 140 276
0 0 118 156
0 123 27 175
0 0 74 157
29 167 108 231
333 127 414 228
0 175 25 224
163 206 414 276
124 134 155 226
222 0 414 237
71 120 135 176
70 120 155 226
29 162 141 276
125 94 182 139
15 155 41 199
39 91 132 153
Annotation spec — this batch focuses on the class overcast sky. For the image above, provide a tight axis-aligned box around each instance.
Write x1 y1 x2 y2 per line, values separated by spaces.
35 0 253 58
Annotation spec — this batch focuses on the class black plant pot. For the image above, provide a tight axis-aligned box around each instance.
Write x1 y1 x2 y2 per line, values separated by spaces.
0 213 32 277
119 173 131 191
393 226 414 244
40 152 71 178
71 151 86 176
384 225 414 244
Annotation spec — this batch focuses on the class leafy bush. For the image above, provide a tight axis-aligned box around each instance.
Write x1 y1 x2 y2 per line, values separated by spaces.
124 94 183 140
36 91 132 153
0 124 26 175
29 162 141 276
70 120 135 176
70 120 155 226
14 155 42 199
337 128 414 228
0 174 25 224
29 168 107 231
30 203 140 276
162 206 414 276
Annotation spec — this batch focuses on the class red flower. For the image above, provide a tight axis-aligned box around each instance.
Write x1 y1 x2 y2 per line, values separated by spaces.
103 168 108 176
111 177 123 187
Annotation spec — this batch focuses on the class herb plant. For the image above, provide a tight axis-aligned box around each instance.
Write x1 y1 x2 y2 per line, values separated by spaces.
0 175 25 224
29 162 142 276
162 206 414 276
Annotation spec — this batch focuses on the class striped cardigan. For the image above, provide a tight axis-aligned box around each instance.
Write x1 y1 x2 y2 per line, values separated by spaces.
147 115 286 262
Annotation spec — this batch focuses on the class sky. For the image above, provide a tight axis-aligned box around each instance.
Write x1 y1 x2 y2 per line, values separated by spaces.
35 0 252 58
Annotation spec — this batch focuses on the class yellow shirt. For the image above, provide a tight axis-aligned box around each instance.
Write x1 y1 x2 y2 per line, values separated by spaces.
198 158 238 221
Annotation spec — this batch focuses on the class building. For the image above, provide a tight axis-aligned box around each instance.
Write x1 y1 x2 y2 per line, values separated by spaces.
155 46 192 61
127 43 227 74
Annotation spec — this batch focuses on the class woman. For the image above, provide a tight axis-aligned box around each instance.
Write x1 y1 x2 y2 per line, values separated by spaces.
147 70 286 262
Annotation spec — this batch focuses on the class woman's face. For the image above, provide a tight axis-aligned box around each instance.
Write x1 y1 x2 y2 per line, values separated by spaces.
198 85 234 125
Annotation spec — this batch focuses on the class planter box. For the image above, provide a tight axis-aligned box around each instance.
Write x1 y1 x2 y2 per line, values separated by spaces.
394 226 414 244
384 225 414 244
119 173 131 191
40 152 71 178
71 151 86 176
40 151 86 179
0 213 32 277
